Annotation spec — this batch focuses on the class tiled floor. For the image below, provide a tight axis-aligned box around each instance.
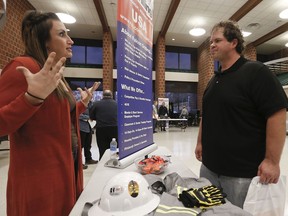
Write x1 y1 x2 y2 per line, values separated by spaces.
0 126 288 215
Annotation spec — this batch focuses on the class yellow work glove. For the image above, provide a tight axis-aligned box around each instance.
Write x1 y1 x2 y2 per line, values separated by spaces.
179 185 226 208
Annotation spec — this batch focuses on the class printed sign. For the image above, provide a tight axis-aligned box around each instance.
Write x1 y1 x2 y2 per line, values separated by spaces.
117 0 154 159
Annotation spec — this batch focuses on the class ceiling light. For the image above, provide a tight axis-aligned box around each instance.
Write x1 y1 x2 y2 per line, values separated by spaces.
285 42 288 47
56 13 76 24
189 28 206 36
279 9 288 19
242 31 251 37
172 38 175 41
246 23 260 30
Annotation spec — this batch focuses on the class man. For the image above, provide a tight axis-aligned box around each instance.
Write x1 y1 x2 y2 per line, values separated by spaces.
179 106 189 129
158 102 169 131
79 105 98 169
179 106 188 119
89 90 118 160
195 20 288 208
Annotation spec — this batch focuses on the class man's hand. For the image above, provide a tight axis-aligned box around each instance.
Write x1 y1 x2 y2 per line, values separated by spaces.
257 158 280 184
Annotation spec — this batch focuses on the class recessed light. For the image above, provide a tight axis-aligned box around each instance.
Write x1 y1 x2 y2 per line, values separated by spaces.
246 23 260 30
242 31 251 37
172 38 175 41
56 13 76 24
279 9 288 19
285 42 288 47
189 28 206 36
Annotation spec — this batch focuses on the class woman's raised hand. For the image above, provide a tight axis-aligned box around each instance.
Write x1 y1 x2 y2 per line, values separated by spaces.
77 82 101 106
17 52 66 100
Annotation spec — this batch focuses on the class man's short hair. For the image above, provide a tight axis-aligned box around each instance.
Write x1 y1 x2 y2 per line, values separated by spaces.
103 90 112 98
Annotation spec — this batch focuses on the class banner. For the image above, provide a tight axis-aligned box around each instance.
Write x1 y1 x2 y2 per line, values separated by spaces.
158 98 169 109
0 0 7 31
117 0 154 159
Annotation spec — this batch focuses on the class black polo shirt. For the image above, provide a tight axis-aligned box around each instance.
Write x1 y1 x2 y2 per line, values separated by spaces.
202 56 288 177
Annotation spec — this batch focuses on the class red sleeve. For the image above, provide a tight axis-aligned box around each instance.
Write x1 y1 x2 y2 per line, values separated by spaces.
0 58 41 136
0 93 41 136
76 100 87 114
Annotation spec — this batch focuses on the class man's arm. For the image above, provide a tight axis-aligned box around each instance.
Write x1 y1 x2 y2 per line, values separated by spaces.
257 108 286 184
195 119 203 161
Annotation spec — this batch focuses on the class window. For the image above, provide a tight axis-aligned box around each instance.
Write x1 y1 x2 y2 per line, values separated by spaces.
73 90 103 102
66 78 104 102
165 46 197 72
164 81 197 119
69 80 85 90
165 52 178 69
70 46 85 64
179 53 191 70
67 39 103 67
87 47 103 64
66 78 103 91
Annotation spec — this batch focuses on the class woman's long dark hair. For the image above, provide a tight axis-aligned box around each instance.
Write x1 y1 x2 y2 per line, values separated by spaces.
21 10 74 102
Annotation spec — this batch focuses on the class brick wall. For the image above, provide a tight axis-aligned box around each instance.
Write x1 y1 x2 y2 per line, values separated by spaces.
155 36 165 98
102 31 114 91
197 38 215 113
244 43 257 60
0 0 34 69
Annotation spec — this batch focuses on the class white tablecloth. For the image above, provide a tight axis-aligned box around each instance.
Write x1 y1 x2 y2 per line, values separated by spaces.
69 146 197 216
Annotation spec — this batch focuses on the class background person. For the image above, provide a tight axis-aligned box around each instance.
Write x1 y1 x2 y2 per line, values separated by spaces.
158 102 169 131
0 11 100 216
79 104 98 169
89 90 118 160
179 105 189 129
179 106 188 119
195 20 288 208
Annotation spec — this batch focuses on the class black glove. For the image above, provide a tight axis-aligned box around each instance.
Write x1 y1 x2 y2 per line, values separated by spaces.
179 185 226 208
151 181 166 194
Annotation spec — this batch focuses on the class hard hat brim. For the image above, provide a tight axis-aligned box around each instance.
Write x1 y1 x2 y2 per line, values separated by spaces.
88 193 160 216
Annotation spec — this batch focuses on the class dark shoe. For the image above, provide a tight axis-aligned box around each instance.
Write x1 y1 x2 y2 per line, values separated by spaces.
83 164 88 170
86 159 98 165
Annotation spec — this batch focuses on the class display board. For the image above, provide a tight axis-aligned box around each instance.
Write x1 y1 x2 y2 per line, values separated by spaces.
117 0 154 159
158 98 169 109
0 0 6 31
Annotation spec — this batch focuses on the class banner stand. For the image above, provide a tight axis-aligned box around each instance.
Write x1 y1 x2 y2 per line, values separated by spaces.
104 143 157 169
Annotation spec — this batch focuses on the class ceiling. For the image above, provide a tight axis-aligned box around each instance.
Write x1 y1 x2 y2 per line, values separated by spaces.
27 0 288 56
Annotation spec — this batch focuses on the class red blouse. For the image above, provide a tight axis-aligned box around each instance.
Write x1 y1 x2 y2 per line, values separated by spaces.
0 56 85 216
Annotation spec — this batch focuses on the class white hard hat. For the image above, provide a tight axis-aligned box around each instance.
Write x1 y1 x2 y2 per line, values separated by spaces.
89 171 160 216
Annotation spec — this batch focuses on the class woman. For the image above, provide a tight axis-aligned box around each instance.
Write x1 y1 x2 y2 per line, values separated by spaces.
0 11 99 216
